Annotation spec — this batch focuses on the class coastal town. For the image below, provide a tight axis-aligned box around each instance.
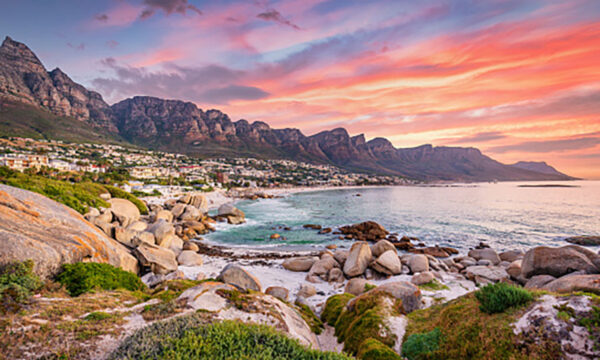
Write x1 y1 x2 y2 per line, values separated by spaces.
0 137 414 195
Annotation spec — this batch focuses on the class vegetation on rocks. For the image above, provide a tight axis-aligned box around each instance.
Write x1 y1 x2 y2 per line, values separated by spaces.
401 328 442 360
0 166 147 214
357 338 403 360
333 291 401 355
294 300 324 335
475 283 533 314
418 280 449 291
404 292 557 359
56 262 144 296
321 293 355 326
0 260 43 313
111 318 353 360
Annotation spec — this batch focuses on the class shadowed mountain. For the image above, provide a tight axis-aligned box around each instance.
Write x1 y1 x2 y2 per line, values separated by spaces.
0 36 576 181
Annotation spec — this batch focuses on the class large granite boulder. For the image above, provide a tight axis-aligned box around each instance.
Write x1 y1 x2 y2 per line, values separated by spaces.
217 203 246 224
146 220 175 246
371 240 396 257
465 265 509 284
282 256 318 272
217 264 262 292
370 281 422 313
468 248 501 265
343 242 372 277
521 245 599 278
408 254 429 273
542 274 600 294
0 184 138 279
133 243 178 275
108 198 140 228
371 250 402 275
178 193 208 213
177 250 203 266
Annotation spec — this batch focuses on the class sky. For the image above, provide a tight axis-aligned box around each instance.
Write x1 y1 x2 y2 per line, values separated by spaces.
1 0 600 179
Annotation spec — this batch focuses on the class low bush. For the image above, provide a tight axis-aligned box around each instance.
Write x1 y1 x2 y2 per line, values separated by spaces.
56 262 144 296
401 328 442 360
475 283 533 314
321 293 355 326
357 338 403 360
0 260 43 312
110 318 353 360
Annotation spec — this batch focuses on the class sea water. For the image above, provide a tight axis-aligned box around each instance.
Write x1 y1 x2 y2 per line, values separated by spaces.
205 181 600 253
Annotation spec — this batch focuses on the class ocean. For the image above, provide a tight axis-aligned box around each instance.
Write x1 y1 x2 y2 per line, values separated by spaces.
205 181 600 253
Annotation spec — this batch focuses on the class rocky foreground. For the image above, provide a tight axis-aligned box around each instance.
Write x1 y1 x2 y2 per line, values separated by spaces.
1 184 599 359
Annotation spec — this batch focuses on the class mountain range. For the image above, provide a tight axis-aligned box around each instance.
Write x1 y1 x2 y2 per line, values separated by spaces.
0 36 576 181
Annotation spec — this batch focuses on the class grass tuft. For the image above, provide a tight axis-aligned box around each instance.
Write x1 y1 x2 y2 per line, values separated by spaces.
475 283 533 314
401 328 442 360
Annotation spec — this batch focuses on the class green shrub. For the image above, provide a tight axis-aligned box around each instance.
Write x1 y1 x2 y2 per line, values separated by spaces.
321 293 355 326
402 328 442 360
475 283 533 314
0 260 43 312
56 262 144 296
110 318 353 360
85 311 114 321
357 338 402 360
0 167 147 214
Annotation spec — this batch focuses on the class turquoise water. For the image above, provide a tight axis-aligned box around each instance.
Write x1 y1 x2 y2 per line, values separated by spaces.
206 181 600 253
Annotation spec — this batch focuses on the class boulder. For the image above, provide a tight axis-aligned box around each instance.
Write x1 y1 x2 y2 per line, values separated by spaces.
183 241 199 252
114 226 137 247
154 209 173 223
411 271 435 286
178 193 208 212
333 250 349 265
217 264 262 292
542 274 600 294
108 198 140 227
408 254 429 273
132 231 155 247
282 256 318 272
133 243 178 275
328 268 345 283
308 256 340 279
180 205 202 222
465 266 509 283
0 184 138 279
147 220 175 246
170 203 186 219
343 242 372 277
297 284 317 298
127 221 148 232
218 203 246 224
524 275 557 290
371 250 402 275
507 260 522 278
371 281 422 313
521 246 599 278
371 240 396 257
468 248 501 265
345 278 372 296
177 250 203 266
408 246 456 258
499 250 523 263
265 286 289 301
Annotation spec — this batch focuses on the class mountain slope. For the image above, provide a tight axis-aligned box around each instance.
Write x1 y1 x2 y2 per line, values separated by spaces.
0 36 576 181
509 161 568 176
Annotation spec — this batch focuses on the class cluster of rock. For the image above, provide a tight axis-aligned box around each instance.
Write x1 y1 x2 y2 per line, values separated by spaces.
85 192 246 278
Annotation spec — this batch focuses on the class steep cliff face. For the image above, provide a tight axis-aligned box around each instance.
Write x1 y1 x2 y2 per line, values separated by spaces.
0 36 117 131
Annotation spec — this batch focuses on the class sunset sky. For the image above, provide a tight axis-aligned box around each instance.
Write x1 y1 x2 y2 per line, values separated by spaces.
1 0 599 178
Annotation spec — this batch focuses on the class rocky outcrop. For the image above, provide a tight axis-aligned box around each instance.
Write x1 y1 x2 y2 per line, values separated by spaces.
339 221 389 242
217 203 246 224
0 184 137 278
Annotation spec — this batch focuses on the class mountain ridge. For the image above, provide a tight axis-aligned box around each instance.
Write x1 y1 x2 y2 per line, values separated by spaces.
0 36 577 181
